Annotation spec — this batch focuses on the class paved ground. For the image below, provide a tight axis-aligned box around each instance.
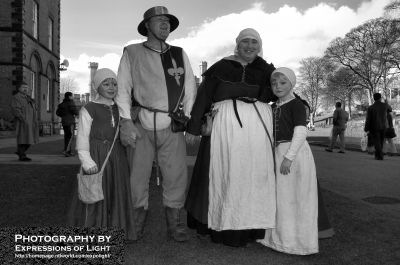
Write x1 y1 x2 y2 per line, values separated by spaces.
0 126 364 165
0 134 198 166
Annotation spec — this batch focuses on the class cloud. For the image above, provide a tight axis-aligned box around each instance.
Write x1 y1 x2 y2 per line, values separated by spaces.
63 0 389 94
170 0 389 74
60 53 121 94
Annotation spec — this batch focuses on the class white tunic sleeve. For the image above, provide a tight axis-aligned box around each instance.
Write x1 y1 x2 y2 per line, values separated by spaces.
76 107 97 171
181 49 197 118
115 50 133 119
283 126 308 161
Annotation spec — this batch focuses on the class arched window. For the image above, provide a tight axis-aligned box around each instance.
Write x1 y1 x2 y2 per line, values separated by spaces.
30 71 35 99
46 79 50 111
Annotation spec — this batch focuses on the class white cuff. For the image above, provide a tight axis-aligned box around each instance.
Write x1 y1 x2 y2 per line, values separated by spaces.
78 150 97 172
284 126 307 161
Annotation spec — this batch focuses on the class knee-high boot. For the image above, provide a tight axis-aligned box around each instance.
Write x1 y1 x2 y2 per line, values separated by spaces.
165 207 189 242
133 207 148 240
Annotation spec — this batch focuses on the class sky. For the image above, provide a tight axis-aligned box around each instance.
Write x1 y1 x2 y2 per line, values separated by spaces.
60 0 391 94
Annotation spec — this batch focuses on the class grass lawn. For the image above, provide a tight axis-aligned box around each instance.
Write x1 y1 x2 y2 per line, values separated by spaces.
1 162 399 264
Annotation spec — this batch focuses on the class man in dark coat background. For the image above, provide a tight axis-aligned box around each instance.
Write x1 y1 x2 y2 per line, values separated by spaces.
11 81 39 161
326 102 349 153
56 92 79 157
364 93 389 160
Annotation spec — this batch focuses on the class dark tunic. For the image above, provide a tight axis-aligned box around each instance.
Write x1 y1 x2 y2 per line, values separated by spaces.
272 98 307 141
185 56 276 247
67 102 137 240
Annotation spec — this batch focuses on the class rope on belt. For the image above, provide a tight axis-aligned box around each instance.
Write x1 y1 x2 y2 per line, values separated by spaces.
252 102 276 177
232 97 258 128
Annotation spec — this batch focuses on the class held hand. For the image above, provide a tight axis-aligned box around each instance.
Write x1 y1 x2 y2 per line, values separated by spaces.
280 158 292 175
87 165 99 175
120 118 142 149
185 133 197 145
131 132 137 142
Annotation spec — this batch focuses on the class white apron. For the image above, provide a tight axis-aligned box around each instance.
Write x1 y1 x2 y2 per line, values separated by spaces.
208 100 276 231
258 141 318 255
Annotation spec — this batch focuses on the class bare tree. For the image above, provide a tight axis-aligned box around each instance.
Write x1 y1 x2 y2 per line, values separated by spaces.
325 18 400 101
60 76 80 94
384 0 400 19
296 56 332 125
324 67 363 117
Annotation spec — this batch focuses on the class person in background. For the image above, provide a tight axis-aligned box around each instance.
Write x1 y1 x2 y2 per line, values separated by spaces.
325 102 348 153
364 93 389 160
366 132 375 155
67 68 137 243
56 92 79 157
383 100 397 156
11 81 39 161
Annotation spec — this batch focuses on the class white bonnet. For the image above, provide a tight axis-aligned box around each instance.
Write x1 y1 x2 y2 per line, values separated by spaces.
92 68 117 92
271 67 296 88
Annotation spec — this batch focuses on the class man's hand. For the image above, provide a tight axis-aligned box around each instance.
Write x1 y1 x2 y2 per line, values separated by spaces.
120 118 142 149
185 132 200 145
280 158 292 175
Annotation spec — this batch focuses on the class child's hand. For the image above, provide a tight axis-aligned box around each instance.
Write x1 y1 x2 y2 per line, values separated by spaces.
87 165 99 175
280 158 292 175
131 132 137 142
120 118 142 149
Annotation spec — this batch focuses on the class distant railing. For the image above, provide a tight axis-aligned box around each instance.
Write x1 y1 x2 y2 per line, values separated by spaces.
346 121 400 145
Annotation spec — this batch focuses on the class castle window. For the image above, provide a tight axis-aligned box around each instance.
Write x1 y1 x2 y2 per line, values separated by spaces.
46 79 50 111
48 18 53 51
31 71 35 99
33 2 38 39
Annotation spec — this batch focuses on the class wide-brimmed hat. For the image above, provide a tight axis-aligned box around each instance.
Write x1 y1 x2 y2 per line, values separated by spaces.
137 6 179 36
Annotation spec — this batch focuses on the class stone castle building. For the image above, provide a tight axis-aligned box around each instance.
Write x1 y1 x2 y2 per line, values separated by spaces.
0 0 61 125
88 62 98 101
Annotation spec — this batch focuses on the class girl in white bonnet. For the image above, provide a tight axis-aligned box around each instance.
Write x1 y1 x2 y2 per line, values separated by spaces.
258 67 319 255
67 68 137 243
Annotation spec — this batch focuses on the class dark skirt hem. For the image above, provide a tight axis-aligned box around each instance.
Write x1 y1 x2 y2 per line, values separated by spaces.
187 212 265 247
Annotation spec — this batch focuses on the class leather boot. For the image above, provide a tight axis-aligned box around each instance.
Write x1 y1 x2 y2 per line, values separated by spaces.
133 207 148 240
165 207 189 242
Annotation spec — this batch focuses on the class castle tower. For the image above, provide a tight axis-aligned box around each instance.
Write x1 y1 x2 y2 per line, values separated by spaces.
199 61 208 83
88 62 99 101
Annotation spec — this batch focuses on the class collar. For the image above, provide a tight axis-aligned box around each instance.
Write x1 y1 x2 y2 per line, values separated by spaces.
142 42 171 54
276 97 295 107
93 100 115 106
16 92 27 98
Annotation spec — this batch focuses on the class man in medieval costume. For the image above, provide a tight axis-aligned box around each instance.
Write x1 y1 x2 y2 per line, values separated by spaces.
115 6 197 242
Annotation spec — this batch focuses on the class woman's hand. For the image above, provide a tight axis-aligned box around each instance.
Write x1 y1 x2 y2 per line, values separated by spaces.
185 132 198 145
87 165 99 175
280 158 292 175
